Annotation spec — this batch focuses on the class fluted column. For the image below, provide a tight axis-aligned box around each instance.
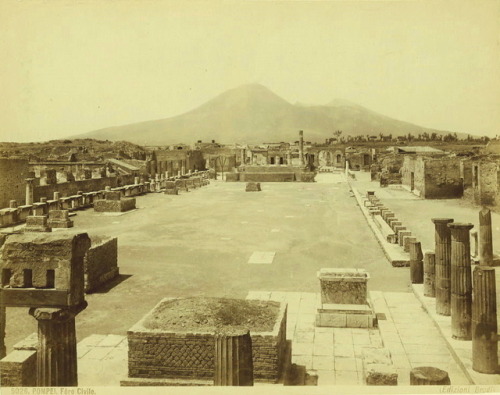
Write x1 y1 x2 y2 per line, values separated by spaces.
432 218 454 316
479 208 493 266
448 223 474 340
214 329 253 386
423 252 436 297
472 266 498 373
29 303 86 386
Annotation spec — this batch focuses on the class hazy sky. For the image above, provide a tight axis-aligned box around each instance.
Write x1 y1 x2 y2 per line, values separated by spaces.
1 0 499 142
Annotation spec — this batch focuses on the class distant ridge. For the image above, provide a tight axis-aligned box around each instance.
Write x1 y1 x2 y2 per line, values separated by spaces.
74 84 452 145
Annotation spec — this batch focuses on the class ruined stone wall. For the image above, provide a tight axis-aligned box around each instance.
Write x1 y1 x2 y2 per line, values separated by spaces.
0 350 37 386
401 156 416 190
478 161 498 206
84 236 119 293
128 308 287 383
0 158 30 208
423 158 463 198
33 174 135 201
241 173 296 182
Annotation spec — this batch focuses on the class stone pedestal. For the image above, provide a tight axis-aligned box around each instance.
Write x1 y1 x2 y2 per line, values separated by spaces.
315 268 375 328
29 303 87 386
47 210 73 228
432 218 453 316
214 329 254 386
24 216 52 232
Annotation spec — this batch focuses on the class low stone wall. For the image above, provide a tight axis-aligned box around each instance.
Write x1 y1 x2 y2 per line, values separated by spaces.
240 173 295 182
84 236 119 293
127 299 287 383
0 333 37 387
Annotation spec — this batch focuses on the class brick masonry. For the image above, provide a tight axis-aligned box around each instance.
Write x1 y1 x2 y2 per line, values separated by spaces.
127 298 288 383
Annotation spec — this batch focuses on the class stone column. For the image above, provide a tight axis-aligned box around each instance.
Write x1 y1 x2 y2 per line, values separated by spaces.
470 230 478 259
409 241 424 284
134 176 140 185
25 178 34 205
214 329 253 386
240 149 246 166
432 218 454 316
29 303 86 387
448 222 474 340
286 152 291 165
472 266 498 374
479 208 493 266
299 130 304 166
165 171 169 180
423 252 436 297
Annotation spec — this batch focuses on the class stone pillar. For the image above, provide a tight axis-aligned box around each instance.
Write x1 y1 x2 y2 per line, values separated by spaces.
286 152 291 165
470 230 478 259
240 149 246 166
432 218 454 316
53 192 60 201
479 208 493 266
9 200 17 208
448 222 474 340
299 130 304 166
25 178 34 205
29 303 86 387
409 241 424 284
177 170 181 177
165 171 169 180
472 266 498 374
423 252 436 297
214 329 253 386
134 176 140 185
410 367 450 385
105 186 111 192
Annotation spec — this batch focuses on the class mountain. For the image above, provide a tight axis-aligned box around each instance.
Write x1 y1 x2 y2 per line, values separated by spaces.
74 84 451 145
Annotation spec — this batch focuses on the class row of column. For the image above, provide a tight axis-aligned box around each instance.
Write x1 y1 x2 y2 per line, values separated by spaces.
424 210 498 374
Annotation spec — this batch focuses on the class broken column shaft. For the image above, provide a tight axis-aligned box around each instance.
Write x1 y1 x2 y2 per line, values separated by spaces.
479 208 493 266
472 266 498 374
409 241 424 284
432 218 454 316
448 222 474 340
423 252 436 297
214 330 253 386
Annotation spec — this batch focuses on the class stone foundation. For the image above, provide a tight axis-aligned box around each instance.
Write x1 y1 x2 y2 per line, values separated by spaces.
126 298 287 384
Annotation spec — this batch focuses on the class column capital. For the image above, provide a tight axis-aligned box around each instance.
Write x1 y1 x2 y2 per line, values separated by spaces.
29 301 87 322
448 222 474 231
431 218 454 225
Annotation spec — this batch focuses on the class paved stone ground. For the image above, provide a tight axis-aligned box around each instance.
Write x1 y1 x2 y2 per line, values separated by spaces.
353 171 500 385
248 290 470 386
4 173 410 354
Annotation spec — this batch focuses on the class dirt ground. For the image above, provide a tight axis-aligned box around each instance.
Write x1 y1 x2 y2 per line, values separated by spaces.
4 173 411 350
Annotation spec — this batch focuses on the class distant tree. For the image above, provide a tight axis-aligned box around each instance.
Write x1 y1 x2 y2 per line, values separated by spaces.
430 132 438 141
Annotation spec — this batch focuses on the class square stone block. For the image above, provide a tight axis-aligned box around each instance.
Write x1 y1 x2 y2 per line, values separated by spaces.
315 312 346 328
346 314 372 328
